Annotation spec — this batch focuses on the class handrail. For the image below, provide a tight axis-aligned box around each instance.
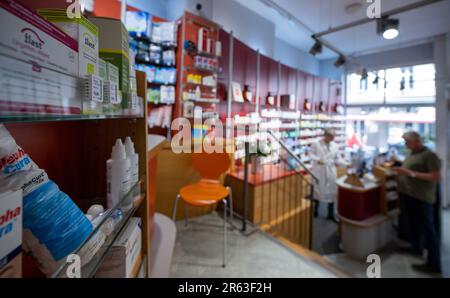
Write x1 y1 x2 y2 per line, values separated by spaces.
268 130 319 183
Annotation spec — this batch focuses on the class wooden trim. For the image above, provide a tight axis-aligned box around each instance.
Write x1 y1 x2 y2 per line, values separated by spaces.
277 237 353 278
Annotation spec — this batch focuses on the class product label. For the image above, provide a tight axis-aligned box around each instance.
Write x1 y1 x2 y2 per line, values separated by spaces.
0 54 82 115
0 1 78 76
0 190 22 269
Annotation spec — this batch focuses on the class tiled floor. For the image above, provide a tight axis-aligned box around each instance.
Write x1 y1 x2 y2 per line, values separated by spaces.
170 213 337 278
324 208 450 278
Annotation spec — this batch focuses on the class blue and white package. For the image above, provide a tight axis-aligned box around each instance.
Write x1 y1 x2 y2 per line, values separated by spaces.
0 124 102 276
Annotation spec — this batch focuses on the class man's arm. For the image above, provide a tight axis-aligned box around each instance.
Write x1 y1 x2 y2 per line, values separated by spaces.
393 167 441 182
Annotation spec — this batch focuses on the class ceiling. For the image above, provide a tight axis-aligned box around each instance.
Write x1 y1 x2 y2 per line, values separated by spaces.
234 0 450 60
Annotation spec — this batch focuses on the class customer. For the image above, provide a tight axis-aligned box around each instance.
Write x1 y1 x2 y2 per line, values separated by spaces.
393 131 441 275
309 128 346 222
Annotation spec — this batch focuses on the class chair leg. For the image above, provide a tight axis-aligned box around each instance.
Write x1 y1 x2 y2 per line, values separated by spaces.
172 194 180 221
184 203 189 227
222 199 228 268
226 187 234 225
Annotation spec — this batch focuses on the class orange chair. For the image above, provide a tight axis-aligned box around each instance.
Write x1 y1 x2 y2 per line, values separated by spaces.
172 151 233 267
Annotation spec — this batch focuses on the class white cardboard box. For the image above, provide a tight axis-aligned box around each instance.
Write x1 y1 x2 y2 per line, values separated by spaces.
37 9 99 78
95 217 142 278
0 0 78 76
0 190 22 278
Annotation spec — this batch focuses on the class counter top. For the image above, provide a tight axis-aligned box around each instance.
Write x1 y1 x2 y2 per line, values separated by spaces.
148 134 167 159
228 164 308 186
336 176 380 192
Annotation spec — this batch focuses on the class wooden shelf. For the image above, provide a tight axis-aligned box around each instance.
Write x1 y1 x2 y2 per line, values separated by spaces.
5 71 153 278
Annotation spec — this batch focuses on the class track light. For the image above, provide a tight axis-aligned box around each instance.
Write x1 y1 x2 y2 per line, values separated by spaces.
377 17 399 40
309 39 322 56
334 55 346 68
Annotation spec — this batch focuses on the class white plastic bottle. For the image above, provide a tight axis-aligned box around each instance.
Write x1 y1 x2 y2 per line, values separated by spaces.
106 139 131 210
124 137 140 201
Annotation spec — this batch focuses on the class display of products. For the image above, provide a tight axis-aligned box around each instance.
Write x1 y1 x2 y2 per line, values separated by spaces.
148 105 172 128
151 22 177 44
95 217 142 278
89 17 130 106
194 56 219 71
125 11 151 38
0 125 103 277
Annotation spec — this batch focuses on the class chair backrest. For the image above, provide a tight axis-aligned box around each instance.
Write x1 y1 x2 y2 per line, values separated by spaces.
192 151 231 180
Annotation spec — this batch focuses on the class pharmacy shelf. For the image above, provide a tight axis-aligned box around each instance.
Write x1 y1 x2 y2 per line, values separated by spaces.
183 65 221 74
0 113 145 124
135 58 176 68
131 36 177 49
52 179 145 278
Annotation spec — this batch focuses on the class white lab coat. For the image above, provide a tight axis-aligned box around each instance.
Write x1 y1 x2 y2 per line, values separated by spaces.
309 139 346 203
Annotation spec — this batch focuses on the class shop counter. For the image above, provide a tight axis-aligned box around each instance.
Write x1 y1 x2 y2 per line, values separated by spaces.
336 176 381 221
337 176 395 259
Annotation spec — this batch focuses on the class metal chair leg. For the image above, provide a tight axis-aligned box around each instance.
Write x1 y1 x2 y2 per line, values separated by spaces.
172 194 180 221
226 187 234 225
222 199 228 268
184 203 189 227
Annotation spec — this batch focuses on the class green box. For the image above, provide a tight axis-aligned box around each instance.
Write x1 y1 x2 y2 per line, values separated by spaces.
88 17 130 108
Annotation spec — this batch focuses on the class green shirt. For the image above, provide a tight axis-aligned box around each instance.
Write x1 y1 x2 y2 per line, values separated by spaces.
398 147 441 204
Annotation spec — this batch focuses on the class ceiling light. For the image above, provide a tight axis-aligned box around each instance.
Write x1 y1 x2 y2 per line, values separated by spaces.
309 40 322 56
377 17 399 40
334 55 346 68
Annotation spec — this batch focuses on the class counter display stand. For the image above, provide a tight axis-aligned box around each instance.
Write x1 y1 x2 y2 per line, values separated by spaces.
336 176 395 260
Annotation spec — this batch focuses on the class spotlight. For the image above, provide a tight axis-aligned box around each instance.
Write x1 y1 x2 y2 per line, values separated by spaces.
309 39 322 56
377 17 399 40
334 55 346 68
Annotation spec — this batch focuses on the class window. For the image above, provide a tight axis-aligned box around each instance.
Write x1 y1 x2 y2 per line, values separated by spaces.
346 63 436 105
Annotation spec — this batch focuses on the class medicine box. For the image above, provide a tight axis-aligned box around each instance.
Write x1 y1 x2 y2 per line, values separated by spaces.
0 0 78 76
0 53 82 115
0 190 23 278
38 9 99 78
89 17 130 108
95 217 142 278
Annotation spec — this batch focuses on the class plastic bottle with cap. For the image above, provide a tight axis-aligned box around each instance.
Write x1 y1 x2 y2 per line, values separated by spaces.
106 139 131 210
124 136 140 201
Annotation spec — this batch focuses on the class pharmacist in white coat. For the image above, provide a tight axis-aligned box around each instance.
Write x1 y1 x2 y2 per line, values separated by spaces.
309 128 347 222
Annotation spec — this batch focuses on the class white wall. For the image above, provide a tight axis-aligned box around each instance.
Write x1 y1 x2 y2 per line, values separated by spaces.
319 58 344 81
126 0 167 19
212 0 274 57
434 34 450 208
274 38 320 76
348 43 434 72
165 0 323 76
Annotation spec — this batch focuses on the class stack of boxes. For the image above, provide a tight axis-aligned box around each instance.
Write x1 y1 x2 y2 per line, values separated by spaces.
0 0 142 117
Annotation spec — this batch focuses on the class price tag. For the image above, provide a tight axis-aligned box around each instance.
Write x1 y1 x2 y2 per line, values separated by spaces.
86 75 103 103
